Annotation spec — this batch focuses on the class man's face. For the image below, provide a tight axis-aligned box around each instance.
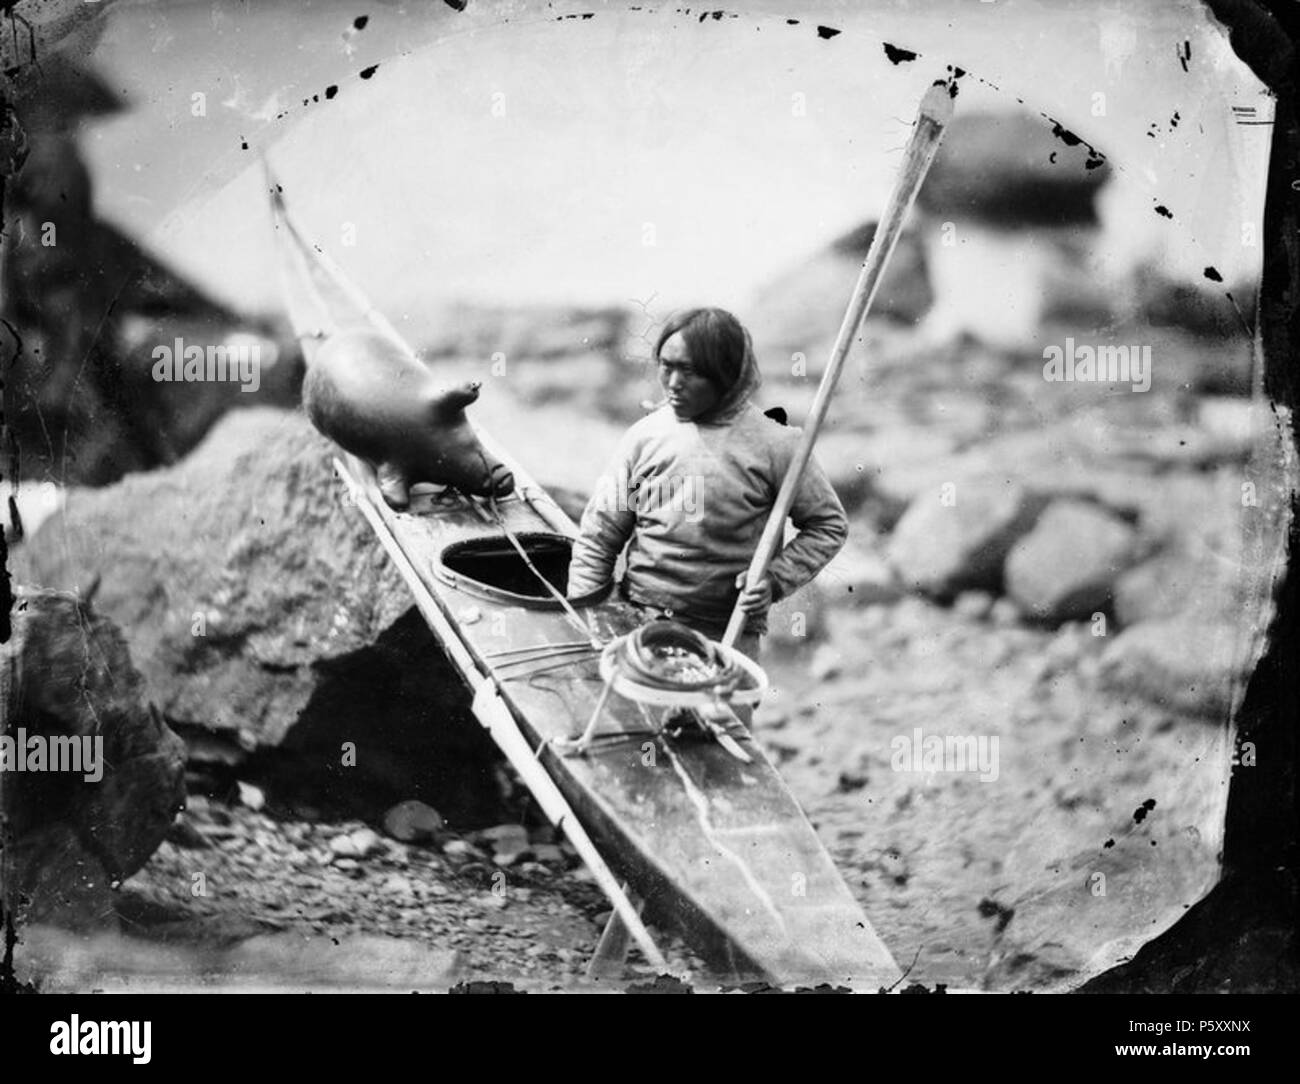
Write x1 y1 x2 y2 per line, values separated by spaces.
658 332 720 421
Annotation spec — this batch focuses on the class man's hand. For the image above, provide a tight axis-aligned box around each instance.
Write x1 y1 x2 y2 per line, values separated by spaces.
734 572 774 614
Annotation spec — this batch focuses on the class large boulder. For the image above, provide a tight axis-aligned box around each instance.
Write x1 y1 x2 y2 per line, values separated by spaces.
16 408 507 824
1113 547 1236 627
764 537 901 650
3 57 302 487
746 222 932 361
1005 500 1139 623
1095 619 1250 720
2 588 186 929
17 409 412 749
1133 264 1256 341
886 482 1045 599
917 110 1111 228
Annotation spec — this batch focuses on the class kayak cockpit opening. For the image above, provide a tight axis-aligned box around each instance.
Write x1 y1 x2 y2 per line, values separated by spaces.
434 533 611 610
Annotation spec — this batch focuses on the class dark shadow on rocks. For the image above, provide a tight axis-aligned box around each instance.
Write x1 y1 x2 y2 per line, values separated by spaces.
238 609 513 830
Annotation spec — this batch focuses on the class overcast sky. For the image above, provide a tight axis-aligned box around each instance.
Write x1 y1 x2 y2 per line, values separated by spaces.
75 0 1272 337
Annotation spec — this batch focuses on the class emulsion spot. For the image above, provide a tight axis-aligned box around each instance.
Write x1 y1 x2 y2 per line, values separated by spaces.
1133 798 1156 824
360 64 379 79
976 898 1015 933
353 15 368 30
883 42 918 64
1155 205 1172 218
1050 122 1081 147
817 25 841 39
325 85 338 99
1204 266 1223 282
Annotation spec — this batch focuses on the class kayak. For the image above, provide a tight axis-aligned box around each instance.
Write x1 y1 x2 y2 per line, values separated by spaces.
267 177 901 988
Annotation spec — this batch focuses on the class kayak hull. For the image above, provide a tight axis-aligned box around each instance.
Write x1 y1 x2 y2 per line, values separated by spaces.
348 460 899 987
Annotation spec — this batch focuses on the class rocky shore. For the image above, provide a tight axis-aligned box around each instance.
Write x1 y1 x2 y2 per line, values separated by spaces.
6 99 1291 992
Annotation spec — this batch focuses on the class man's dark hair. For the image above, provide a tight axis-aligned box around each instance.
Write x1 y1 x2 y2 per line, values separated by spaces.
654 307 756 394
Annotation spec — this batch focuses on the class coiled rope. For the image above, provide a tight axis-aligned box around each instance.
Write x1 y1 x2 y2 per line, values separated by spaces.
615 620 744 698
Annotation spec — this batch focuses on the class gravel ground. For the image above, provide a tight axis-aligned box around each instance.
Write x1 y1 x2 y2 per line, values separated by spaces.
754 596 1229 991
112 589 1225 992
122 799 710 991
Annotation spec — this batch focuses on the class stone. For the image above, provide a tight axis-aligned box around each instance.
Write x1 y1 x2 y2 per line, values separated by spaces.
530 844 566 864
1096 619 1248 719
16 411 408 747
1005 500 1138 623
765 583 830 650
480 824 530 846
482 824 531 866
953 591 995 621
382 800 445 843
818 428 958 520
326 830 382 861
16 408 509 825
746 222 931 363
1 588 186 929
815 538 904 609
347 828 384 858
808 645 844 682
442 839 485 861
380 874 415 897
235 781 265 811
1111 534 1261 631
328 835 362 859
887 482 1045 599
917 109 1111 228
1139 269 1255 341
165 817 212 851
989 598 1021 627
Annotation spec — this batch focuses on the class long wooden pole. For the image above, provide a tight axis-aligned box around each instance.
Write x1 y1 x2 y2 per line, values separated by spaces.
723 81 956 649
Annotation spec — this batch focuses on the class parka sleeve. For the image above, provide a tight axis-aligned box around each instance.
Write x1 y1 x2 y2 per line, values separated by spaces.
565 433 639 598
764 443 848 602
